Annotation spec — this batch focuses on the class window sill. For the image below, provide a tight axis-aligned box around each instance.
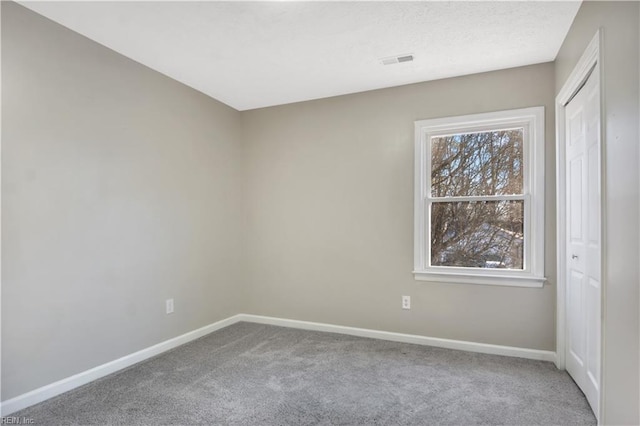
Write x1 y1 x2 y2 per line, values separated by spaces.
412 271 546 288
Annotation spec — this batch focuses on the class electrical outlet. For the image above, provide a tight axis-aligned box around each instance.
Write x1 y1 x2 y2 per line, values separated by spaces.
166 298 174 314
402 295 411 310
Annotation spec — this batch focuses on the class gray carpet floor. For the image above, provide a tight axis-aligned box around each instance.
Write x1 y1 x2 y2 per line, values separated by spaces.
14 322 596 425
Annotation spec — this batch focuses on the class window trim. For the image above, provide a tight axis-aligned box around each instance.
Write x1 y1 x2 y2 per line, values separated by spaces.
413 107 546 287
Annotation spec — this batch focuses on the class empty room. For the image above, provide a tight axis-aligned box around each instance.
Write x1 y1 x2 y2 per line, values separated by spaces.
1 1 639 425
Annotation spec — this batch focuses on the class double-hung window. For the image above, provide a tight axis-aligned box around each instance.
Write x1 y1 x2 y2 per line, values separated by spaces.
414 107 545 287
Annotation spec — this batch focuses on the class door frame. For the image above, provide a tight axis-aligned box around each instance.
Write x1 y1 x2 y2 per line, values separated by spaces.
555 29 604 422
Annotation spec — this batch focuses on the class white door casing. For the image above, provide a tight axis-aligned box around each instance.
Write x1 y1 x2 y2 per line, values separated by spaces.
564 65 601 419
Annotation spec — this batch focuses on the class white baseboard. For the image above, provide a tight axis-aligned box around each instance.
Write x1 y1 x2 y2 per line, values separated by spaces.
238 314 557 363
0 314 243 416
1 312 556 416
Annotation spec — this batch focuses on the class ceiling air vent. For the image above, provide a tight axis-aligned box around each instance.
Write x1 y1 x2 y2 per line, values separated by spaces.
380 54 414 65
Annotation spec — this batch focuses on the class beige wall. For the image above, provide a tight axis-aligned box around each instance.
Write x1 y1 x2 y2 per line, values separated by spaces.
555 1 640 424
2 3 244 400
242 63 557 351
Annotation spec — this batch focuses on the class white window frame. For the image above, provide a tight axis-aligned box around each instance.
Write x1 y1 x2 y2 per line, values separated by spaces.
414 107 546 287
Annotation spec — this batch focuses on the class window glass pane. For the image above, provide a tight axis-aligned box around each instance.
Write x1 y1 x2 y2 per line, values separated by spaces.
430 200 524 269
431 129 523 197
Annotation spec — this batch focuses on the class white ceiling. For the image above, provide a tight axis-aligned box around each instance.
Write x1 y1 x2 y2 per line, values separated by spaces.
19 1 582 111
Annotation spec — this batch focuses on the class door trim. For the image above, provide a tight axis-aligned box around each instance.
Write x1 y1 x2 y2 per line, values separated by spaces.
555 29 604 422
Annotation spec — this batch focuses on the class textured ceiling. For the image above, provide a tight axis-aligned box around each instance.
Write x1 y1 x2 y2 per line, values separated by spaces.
19 1 582 111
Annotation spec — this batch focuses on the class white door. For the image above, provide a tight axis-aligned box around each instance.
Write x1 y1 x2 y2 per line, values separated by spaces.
565 66 601 418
